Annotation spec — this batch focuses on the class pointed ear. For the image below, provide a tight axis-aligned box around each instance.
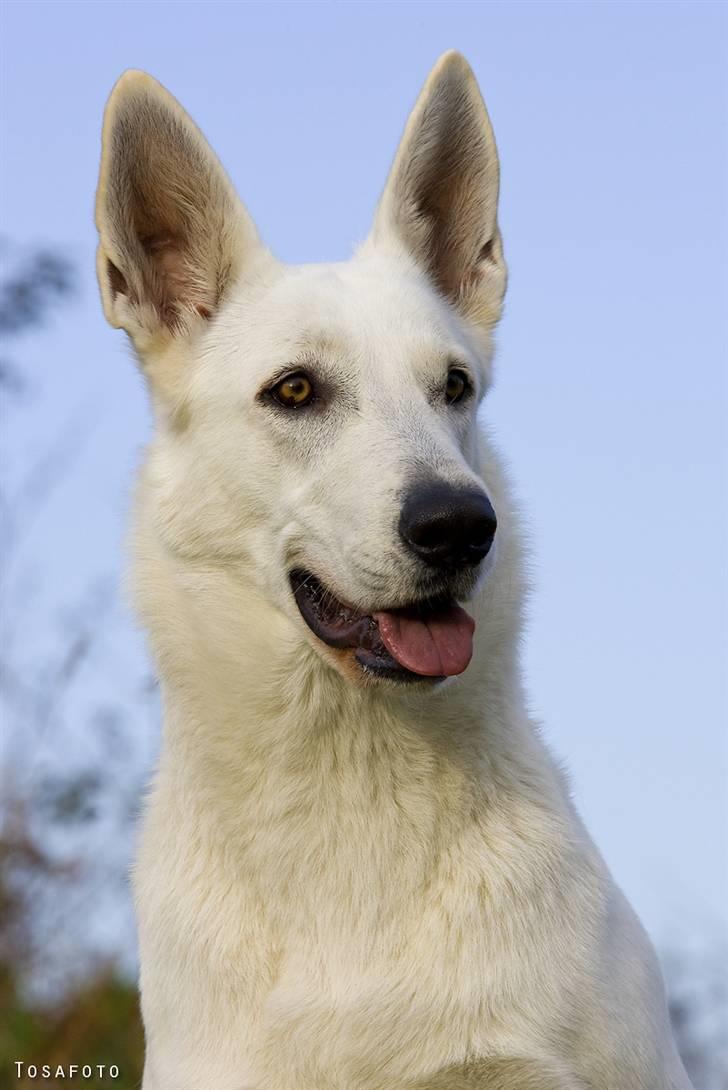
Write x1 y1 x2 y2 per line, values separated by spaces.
95 70 262 357
371 52 507 330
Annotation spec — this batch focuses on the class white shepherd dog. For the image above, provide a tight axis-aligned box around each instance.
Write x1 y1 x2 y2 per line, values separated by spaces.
95 52 692 1090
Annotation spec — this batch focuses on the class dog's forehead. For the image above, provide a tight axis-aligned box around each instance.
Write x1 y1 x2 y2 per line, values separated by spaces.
233 252 474 372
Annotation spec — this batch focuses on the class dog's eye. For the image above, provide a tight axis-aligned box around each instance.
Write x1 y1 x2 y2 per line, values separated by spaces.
271 372 315 408
445 368 469 405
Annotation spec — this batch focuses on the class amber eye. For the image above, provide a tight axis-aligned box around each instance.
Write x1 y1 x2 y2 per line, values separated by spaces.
445 368 469 404
271 372 315 408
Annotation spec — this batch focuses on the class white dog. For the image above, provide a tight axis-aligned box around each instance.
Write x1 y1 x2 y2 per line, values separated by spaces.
95 52 692 1090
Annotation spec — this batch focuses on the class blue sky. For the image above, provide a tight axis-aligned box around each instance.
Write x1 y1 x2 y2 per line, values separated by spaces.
2 1 726 949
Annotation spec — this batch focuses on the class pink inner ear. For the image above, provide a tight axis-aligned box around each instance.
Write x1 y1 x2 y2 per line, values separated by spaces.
145 234 189 296
143 235 213 323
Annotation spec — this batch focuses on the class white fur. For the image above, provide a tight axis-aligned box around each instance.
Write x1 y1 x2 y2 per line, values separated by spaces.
95 53 692 1090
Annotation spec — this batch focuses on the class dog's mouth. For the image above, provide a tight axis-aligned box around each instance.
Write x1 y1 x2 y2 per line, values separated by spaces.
289 569 475 682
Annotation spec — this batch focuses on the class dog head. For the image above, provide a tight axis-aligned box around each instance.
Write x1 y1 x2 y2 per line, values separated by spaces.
96 53 509 687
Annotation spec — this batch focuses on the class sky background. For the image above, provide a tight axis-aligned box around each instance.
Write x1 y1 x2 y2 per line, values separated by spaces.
2 0 726 957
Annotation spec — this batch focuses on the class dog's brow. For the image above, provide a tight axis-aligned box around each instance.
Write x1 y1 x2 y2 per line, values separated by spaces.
296 331 352 362
268 333 357 383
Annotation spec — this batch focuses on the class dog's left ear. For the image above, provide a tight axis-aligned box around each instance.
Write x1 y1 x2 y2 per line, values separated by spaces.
371 52 507 330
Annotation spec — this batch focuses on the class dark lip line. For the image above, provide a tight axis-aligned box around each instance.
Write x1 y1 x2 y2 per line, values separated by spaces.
354 648 434 683
289 569 446 682
289 568 456 626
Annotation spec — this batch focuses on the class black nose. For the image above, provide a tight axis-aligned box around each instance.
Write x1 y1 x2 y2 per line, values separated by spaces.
399 482 497 569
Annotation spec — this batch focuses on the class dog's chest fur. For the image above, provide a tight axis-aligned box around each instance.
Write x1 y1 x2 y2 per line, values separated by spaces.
135 671 601 1088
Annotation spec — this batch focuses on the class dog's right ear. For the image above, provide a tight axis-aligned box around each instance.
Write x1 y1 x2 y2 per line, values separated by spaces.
95 71 262 368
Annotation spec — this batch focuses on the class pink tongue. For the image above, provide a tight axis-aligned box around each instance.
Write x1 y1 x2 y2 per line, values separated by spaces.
374 605 475 677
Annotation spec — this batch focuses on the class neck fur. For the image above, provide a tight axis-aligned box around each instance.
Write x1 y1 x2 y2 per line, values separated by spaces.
135 538 572 930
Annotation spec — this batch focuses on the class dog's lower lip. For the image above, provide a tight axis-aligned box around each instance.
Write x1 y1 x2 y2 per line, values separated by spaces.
289 569 446 681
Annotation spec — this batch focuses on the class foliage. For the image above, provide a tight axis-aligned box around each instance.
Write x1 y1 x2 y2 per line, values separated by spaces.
666 941 728 1090
0 240 75 397
0 966 144 1089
